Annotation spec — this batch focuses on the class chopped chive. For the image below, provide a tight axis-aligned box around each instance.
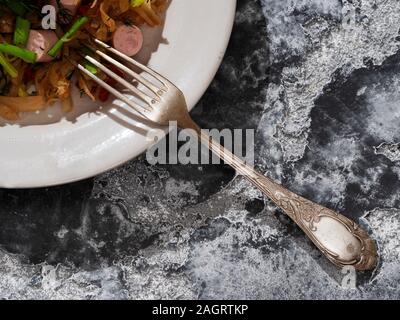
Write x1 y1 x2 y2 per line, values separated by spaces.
130 0 146 7
14 17 31 47
80 47 98 74
84 61 98 75
48 16 90 57
0 44 37 63
0 52 18 78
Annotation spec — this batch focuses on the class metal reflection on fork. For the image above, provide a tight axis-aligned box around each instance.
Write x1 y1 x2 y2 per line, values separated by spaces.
69 37 378 271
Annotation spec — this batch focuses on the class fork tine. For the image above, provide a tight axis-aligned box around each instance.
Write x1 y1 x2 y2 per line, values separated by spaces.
93 38 168 87
83 54 157 110
66 57 150 118
84 42 164 96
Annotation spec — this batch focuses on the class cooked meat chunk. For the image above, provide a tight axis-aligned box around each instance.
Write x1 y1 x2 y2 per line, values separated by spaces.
0 10 15 33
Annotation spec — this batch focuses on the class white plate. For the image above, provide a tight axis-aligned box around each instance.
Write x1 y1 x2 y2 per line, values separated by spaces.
0 0 237 188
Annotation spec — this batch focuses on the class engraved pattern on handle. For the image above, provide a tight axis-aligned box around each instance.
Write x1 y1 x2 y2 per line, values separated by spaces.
196 131 378 271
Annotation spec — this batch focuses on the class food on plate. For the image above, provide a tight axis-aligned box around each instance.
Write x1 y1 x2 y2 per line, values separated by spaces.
26 30 59 62
113 24 143 57
0 0 168 120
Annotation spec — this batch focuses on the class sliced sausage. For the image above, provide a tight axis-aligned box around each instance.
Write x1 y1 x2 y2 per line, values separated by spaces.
26 30 59 63
112 25 143 57
51 0 82 16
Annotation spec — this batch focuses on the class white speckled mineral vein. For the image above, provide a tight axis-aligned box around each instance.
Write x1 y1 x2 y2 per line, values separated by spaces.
260 0 400 162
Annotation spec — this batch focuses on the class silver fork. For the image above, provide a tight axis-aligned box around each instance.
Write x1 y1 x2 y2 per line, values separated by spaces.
72 38 378 271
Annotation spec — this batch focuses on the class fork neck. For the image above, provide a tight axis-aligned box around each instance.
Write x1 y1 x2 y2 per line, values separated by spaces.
176 112 201 133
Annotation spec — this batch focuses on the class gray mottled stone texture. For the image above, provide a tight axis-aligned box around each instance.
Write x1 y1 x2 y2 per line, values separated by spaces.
0 0 399 299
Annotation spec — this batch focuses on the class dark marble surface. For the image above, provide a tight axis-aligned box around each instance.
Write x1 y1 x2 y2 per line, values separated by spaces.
0 0 399 299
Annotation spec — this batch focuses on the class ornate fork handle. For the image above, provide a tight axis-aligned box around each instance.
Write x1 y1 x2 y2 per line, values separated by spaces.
191 128 378 270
